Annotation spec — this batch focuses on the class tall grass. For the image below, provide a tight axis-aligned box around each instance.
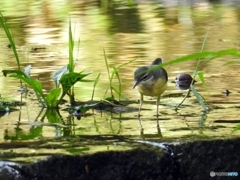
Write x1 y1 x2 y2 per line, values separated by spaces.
68 18 74 73
103 49 137 101
91 73 101 101
0 12 20 70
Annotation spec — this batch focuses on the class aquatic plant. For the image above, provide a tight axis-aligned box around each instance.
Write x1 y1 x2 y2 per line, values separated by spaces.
103 49 136 101
0 13 91 108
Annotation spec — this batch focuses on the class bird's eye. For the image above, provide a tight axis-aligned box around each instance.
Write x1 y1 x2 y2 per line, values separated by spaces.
141 74 148 81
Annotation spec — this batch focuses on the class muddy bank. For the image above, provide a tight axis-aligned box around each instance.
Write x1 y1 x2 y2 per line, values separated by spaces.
1 138 239 180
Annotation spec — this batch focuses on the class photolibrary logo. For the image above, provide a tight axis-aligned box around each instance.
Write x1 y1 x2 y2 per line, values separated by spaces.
210 171 238 177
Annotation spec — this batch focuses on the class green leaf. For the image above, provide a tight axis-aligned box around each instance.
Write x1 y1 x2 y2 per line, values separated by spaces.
68 18 74 73
3 65 32 78
94 73 101 88
91 73 101 100
79 79 95 82
197 71 205 86
9 75 46 105
60 72 91 95
112 86 128 100
45 88 61 108
231 124 240 135
148 49 240 72
46 109 62 123
23 65 31 78
191 85 208 112
116 57 137 69
0 12 21 70
103 49 114 98
113 67 122 101
2 69 27 77
12 75 43 95
51 65 68 87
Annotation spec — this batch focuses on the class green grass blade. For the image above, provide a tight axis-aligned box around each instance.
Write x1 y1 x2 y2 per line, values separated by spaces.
175 30 209 110
113 67 122 101
68 18 74 73
104 86 109 99
191 85 208 112
200 28 209 52
0 12 20 70
103 49 113 97
93 73 101 88
91 73 101 100
111 86 128 100
116 57 138 69
197 71 205 86
155 49 239 69
231 124 240 135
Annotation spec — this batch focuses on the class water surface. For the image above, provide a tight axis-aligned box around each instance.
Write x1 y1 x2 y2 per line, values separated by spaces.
0 0 240 162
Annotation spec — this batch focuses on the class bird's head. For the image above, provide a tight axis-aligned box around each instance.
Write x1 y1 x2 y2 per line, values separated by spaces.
133 66 151 89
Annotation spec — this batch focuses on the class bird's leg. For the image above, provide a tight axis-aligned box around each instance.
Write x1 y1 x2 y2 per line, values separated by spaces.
138 94 144 136
138 115 144 139
156 95 160 118
156 95 162 137
138 94 143 117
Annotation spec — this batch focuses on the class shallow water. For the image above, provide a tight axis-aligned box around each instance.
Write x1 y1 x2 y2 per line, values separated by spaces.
0 0 240 162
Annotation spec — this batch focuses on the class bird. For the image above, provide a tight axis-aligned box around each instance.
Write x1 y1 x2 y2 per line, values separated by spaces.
133 58 168 117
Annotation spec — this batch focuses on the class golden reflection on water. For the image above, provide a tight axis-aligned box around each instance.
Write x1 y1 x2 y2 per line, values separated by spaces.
1 1 240 161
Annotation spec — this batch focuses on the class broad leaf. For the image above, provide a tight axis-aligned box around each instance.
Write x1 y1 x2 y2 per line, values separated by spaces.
45 88 61 108
2 70 27 77
23 65 31 78
3 65 32 78
9 75 45 102
60 72 91 95
51 65 68 87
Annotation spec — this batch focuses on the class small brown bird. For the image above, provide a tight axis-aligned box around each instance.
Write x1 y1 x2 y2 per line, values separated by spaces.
133 58 168 116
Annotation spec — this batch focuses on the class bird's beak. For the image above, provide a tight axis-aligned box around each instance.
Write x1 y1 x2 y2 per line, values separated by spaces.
133 80 139 89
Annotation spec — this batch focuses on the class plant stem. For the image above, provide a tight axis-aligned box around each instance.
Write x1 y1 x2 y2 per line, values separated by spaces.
175 29 209 110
